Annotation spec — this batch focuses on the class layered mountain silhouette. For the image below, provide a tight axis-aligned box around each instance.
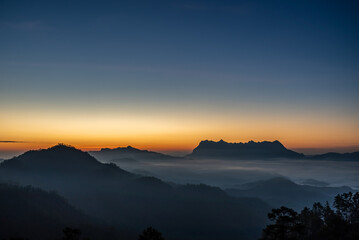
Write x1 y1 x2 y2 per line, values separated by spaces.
300 178 330 187
1 144 132 175
310 151 359 161
188 140 304 159
0 183 131 240
87 140 358 162
1 143 356 239
225 177 354 210
89 146 177 163
0 144 271 240
0 144 134 194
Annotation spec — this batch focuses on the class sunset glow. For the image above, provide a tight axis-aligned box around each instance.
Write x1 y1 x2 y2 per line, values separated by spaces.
1 102 358 157
1 0 358 158
1 2 359 239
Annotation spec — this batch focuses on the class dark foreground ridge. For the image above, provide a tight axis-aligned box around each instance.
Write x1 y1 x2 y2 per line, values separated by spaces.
0 183 131 240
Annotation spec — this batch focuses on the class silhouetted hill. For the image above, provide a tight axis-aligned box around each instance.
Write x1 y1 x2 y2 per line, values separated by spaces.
300 178 329 187
0 183 134 240
0 144 136 219
89 146 178 163
310 151 359 161
189 140 304 159
0 145 271 240
226 177 355 210
89 141 358 163
1 144 132 176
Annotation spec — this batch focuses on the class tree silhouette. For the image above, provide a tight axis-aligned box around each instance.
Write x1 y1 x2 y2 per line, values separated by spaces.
261 206 303 240
260 192 359 240
138 227 165 240
334 192 359 224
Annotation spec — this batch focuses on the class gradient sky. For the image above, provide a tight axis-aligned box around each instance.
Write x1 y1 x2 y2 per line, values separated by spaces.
0 0 358 158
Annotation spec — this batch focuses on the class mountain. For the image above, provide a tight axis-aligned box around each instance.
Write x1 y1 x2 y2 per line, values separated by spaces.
0 183 133 240
1 144 132 175
188 140 304 159
226 177 354 210
0 144 271 240
89 141 358 163
89 146 178 163
311 151 359 161
300 178 330 187
0 144 134 193
0 144 137 221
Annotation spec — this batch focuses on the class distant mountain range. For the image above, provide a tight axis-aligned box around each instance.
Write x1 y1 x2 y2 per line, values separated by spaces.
188 139 304 159
310 151 359 161
89 146 177 163
225 177 354 210
0 144 356 239
0 144 271 240
89 140 359 162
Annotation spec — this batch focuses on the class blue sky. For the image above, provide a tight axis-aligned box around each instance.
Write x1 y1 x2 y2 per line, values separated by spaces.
0 0 358 155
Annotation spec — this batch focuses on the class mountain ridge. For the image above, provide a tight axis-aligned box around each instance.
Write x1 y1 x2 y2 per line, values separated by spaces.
1 143 132 176
188 139 304 159
89 145 178 163
88 140 359 162
225 177 355 210
0 182 132 240
310 151 359 161
0 144 271 240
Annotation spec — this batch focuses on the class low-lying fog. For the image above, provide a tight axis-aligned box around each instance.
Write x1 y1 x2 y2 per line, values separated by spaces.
110 158 359 189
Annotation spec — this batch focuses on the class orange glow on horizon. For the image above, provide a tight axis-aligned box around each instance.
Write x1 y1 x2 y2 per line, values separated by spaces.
1 137 358 156
1 102 358 157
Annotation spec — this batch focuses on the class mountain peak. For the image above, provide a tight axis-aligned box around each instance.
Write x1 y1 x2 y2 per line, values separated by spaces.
190 139 303 159
0 144 131 176
47 143 81 152
89 145 176 162
2 144 99 168
99 146 141 152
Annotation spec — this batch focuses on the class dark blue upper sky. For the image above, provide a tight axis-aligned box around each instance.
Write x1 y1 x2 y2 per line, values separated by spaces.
0 0 358 153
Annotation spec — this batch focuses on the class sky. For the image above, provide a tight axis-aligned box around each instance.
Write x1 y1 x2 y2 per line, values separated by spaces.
0 0 358 158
